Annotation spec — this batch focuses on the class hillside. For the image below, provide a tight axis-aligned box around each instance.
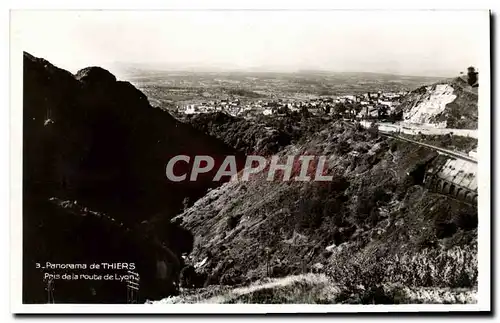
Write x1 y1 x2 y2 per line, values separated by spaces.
399 77 478 129
22 53 245 303
179 111 331 155
171 121 477 303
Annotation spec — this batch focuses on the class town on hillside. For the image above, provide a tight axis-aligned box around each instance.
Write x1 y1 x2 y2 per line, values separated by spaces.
176 90 409 121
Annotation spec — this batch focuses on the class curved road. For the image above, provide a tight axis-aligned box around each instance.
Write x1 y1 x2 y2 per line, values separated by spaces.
380 132 478 164
343 120 478 164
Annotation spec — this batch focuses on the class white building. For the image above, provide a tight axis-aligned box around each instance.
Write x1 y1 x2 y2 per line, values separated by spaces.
263 108 273 116
184 105 197 114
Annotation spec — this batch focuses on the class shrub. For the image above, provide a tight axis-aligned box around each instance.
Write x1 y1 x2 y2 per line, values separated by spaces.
227 215 240 230
331 226 356 245
360 285 398 304
335 141 351 155
453 212 478 231
354 187 390 225
180 265 196 288
322 199 343 218
327 176 350 193
296 198 324 230
435 222 457 239
368 122 379 138
270 264 293 278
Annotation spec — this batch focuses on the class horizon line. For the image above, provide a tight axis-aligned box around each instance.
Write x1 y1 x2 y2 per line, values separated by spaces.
111 63 455 79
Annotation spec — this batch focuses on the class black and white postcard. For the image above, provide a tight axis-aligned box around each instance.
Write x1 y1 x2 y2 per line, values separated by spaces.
9 7 491 314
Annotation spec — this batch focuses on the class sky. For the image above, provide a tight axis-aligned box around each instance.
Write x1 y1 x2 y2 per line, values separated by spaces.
11 10 488 77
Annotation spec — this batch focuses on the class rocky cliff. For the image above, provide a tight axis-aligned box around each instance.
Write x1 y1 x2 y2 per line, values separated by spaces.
399 77 478 129
22 52 243 303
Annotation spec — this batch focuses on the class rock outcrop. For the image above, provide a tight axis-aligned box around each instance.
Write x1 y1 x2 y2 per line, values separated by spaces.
399 78 478 129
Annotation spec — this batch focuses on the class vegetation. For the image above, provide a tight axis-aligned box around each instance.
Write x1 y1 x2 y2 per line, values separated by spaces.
399 133 477 153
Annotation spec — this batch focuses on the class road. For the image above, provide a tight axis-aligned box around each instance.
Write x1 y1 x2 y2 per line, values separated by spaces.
380 132 477 164
359 120 478 139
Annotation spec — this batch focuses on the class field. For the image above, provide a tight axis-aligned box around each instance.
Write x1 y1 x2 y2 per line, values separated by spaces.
117 68 443 110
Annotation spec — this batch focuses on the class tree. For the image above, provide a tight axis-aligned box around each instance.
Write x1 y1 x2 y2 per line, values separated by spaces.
342 102 359 120
467 66 478 87
182 197 190 211
332 102 346 119
377 105 389 119
352 102 363 118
